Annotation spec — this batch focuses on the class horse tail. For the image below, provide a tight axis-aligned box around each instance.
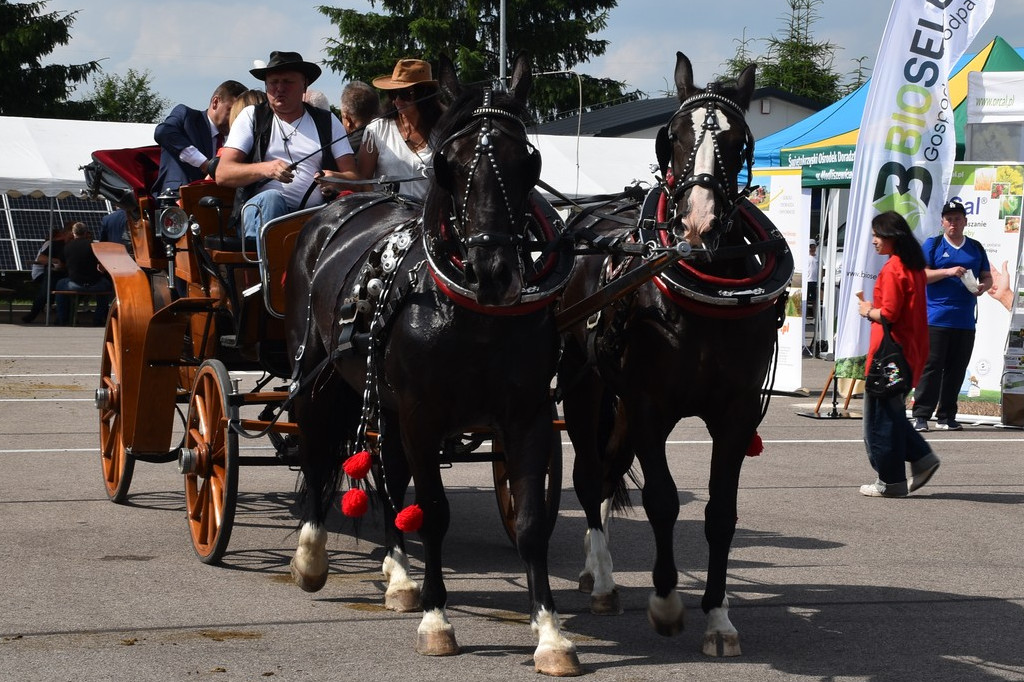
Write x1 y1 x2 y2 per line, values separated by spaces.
603 393 637 513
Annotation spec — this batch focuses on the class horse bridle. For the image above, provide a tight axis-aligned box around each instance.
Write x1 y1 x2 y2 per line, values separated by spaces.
661 86 756 233
433 89 538 249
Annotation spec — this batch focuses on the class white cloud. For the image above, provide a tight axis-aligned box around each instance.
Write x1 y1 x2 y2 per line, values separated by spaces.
33 0 1024 112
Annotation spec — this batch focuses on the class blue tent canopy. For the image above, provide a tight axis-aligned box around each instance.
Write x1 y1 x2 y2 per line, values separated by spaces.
749 38 1024 187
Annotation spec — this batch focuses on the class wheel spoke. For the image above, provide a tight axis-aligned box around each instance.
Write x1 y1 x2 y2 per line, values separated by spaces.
192 477 209 525
210 475 224 527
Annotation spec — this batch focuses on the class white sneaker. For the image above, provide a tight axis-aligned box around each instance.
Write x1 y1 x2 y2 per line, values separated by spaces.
859 479 908 497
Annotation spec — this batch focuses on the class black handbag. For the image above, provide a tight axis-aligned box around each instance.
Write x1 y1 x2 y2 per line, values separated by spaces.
865 317 912 398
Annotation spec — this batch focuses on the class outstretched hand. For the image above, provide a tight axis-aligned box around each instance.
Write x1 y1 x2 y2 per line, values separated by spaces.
988 260 1014 311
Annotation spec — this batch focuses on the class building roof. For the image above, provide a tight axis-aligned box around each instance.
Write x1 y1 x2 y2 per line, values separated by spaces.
534 87 826 137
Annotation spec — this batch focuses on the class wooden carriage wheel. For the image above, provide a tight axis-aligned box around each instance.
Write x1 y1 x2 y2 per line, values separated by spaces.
182 360 239 564
491 408 563 546
97 302 135 502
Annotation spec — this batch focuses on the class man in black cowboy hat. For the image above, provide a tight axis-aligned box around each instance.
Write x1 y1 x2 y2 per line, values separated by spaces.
216 51 359 247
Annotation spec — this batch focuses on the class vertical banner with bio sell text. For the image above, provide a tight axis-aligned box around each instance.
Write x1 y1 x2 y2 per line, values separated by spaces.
752 167 809 392
835 0 996 380
946 164 1024 406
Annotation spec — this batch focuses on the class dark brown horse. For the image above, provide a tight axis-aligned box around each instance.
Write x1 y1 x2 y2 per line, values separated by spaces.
284 54 580 675
558 52 792 657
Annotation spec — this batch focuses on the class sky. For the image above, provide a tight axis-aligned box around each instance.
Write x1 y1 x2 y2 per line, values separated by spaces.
39 0 1024 114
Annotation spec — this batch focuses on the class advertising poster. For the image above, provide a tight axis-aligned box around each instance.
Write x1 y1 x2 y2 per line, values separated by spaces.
946 163 1024 408
836 0 995 380
752 167 809 392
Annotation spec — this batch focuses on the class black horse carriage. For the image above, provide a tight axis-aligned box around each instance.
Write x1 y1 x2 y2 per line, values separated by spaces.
84 52 792 674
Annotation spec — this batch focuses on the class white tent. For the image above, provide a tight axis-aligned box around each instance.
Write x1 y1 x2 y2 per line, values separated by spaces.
0 116 155 198
530 134 657 198
0 116 651 201
0 117 155 322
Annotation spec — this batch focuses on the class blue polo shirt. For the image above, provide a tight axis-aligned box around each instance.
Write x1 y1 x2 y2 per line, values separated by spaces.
923 234 989 330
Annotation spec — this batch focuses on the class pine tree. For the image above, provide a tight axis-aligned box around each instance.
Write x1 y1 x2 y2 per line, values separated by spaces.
0 0 100 117
317 0 639 121
759 0 842 104
720 0 848 105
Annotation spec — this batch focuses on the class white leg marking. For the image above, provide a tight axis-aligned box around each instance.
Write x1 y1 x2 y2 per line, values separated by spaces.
579 498 614 593
599 497 613 535
582 528 616 597
382 546 411 582
415 607 459 656
293 522 327 579
702 596 741 657
382 547 420 611
532 608 577 657
532 608 582 675
418 607 453 637
648 590 684 633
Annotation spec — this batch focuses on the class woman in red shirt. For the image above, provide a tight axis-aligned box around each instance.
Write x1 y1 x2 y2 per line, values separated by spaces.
856 211 940 497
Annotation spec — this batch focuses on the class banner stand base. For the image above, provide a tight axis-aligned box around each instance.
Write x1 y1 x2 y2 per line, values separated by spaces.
797 409 861 420
795 367 862 420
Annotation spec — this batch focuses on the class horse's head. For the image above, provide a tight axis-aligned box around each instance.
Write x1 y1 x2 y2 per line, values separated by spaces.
425 53 541 307
656 52 756 252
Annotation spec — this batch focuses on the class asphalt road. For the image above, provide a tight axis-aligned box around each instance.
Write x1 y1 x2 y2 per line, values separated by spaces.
1 322 1023 681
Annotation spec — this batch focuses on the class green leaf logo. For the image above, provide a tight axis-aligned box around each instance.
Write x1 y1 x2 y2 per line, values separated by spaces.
873 192 926 229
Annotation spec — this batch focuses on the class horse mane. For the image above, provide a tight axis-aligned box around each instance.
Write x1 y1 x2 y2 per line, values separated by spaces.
422 82 531 235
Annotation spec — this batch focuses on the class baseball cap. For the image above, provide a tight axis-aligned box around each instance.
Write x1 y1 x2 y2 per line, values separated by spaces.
941 199 967 216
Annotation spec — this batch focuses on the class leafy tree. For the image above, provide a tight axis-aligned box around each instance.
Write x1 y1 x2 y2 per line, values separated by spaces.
317 1 640 122
86 68 169 123
0 0 100 117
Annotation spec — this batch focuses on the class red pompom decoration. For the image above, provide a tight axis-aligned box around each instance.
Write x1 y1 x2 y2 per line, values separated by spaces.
341 488 369 517
395 504 423 533
343 450 373 480
745 432 763 457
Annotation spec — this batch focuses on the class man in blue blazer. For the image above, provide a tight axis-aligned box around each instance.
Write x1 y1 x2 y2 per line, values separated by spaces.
153 80 248 195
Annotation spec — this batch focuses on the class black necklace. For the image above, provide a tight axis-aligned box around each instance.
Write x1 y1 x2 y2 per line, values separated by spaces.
276 112 305 146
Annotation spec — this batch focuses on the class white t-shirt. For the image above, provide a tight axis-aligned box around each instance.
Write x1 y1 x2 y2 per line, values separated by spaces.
226 105 354 210
361 117 433 201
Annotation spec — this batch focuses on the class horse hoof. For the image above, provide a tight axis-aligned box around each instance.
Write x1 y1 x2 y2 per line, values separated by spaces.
534 649 583 677
702 632 741 657
649 615 684 637
647 592 684 636
289 557 327 593
578 572 594 594
385 586 421 612
590 589 622 615
416 629 459 656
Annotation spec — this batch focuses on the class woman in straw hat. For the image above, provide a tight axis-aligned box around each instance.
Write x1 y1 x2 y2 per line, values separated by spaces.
358 58 445 201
